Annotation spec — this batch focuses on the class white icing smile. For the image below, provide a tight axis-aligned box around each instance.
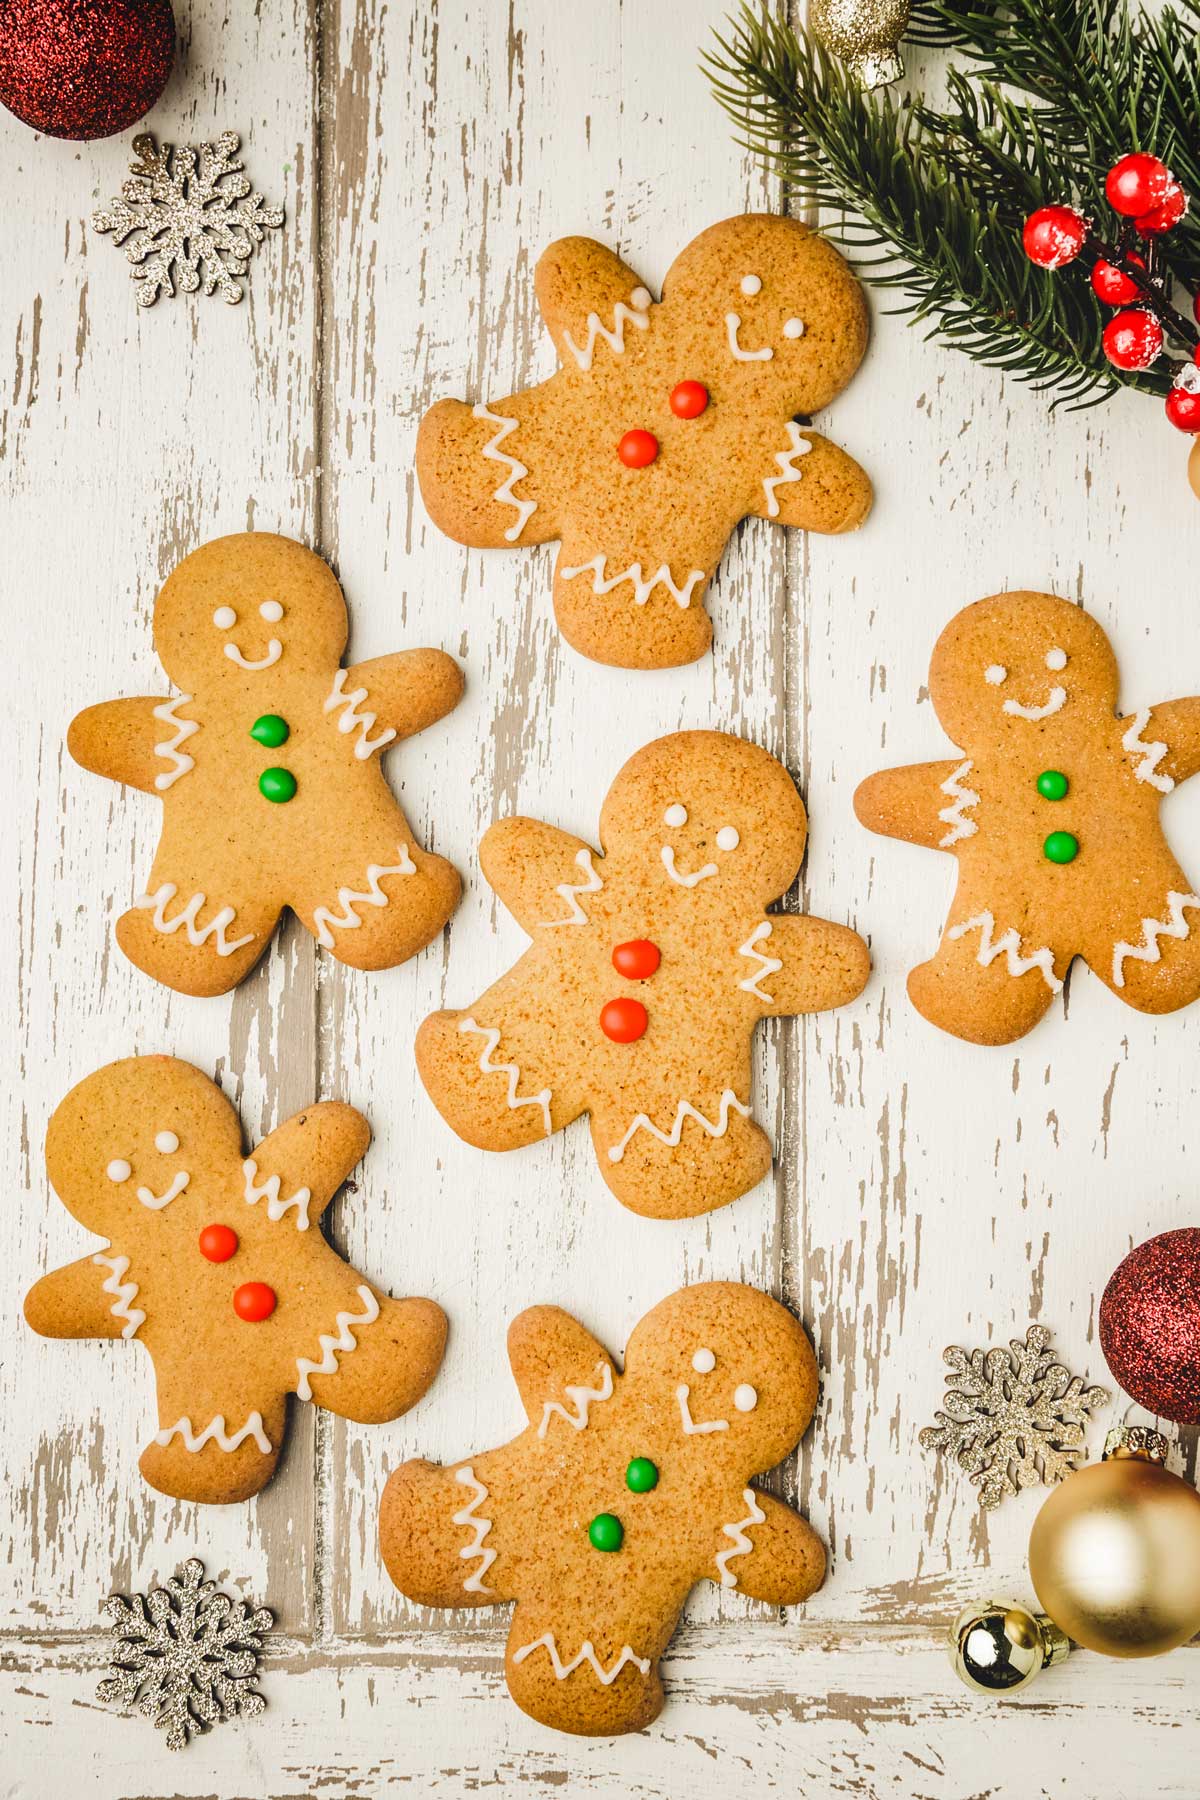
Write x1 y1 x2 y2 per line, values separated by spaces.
661 844 717 887
676 1382 729 1435
986 650 1069 720
212 603 284 670
225 639 283 671
135 1169 190 1210
725 311 774 362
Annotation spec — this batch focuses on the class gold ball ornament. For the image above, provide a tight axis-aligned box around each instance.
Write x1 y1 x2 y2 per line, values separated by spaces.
810 0 911 88
1029 1426 1200 1657
948 1600 1069 1694
1189 436 1200 502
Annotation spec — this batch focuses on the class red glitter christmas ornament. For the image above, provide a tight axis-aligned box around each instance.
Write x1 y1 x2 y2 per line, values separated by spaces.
0 0 175 140
1100 1228 1200 1424
1021 205 1088 269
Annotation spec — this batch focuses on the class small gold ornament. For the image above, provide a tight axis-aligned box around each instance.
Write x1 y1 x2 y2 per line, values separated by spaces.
1029 1425 1200 1657
948 1600 1070 1694
810 0 911 88
1188 437 1200 502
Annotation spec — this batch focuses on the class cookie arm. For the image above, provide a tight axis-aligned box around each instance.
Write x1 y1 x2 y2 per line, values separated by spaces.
1136 699 1200 784
24 1253 132 1340
380 1456 506 1609
507 1305 618 1435
479 817 603 934
854 759 971 851
245 1101 371 1229
338 650 464 744
738 914 870 1016
708 1490 826 1604
68 697 176 796
534 236 653 373
748 429 872 536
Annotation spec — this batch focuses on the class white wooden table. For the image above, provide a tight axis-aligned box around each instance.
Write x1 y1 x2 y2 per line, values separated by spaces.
5 1 1200 1792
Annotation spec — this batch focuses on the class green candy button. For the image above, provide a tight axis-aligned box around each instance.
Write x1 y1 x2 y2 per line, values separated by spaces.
1043 830 1078 864
1036 769 1069 801
588 1512 624 1552
259 766 297 804
250 713 290 748
626 1457 659 1494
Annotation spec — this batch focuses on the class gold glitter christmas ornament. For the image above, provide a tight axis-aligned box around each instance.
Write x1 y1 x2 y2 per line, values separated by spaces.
948 1600 1069 1694
810 0 911 87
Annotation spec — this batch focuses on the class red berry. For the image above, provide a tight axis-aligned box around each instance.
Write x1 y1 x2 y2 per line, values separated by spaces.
1090 257 1142 305
233 1281 277 1322
617 428 658 468
599 997 648 1043
1167 377 1200 432
1106 152 1171 217
1022 205 1088 269
1194 291 1200 326
1102 307 1163 370
669 380 709 419
198 1223 238 1263
1136 179 1187 235
612 938 661 979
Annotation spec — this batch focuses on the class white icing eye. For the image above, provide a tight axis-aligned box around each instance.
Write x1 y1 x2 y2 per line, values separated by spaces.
630 286 652 311
985 664 1007 685
692 1347 716 1373
716 825 740 852
782 317 805 339
664 803 688 828
106 1159 131 1183
1045 647 1067 670
734 1384 758 1412
259 600 284 623
154 1130 180 1154
212 606 236 630
740 273 762 296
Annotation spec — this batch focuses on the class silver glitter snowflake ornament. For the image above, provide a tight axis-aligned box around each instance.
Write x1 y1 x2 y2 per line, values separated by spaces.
920 1324 1109 1510
93 132 284 307
97 1557 273 1750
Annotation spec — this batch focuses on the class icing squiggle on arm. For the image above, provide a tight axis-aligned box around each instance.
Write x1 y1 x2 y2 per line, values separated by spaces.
152 695 199 791
324 669 398 760
737 921 782 1002
453 1465 496 1593
1112 891 1200 987
312 846 416 948
93 1252 145 1339
458 1018 552 1136
560 288 652 371
537 1361 614 1438
472 404 537 541
512 1634 650 1685
136 886 256 957
948 912 1062 993
559 555 704 611
938 761 980 847
714 1488 766 1590
537 847 602 927
1122 708 1175 793
294 1285 380 1401
242 1158 312 1230
155 1412 272 1455
608 1091 750 1163
761 422 811 517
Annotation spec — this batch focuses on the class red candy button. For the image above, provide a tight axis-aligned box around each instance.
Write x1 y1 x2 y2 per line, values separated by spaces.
618 428 658 468
670 380 709 419
233 1281 277 1322
600 997 649 1043
199 1223 238 1263
612 938 661 980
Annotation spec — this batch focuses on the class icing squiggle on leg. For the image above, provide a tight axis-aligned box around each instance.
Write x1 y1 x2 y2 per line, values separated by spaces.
947 913 1062 994
135 885 256 957
1112 891 1200 988
457 1018 553 1136
560 555 705 611
472 404 537 541
512 1633 651 1685
312 846 416 948
607 1091 751 1164
154 1412 272 1455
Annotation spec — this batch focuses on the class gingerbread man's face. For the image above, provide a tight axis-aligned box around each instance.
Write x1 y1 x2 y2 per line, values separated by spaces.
930 592 1120 748
45 1057 241 1238
599 731 808 907
153 533 349 693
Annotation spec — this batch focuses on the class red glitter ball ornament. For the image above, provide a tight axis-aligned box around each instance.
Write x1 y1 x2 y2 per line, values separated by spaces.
1022 205 1088 269
0 0 175 141
1100 1228 1200 1423
1102 307 1163 370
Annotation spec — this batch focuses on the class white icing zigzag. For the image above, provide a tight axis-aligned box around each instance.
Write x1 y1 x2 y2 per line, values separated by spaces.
947 912 1062 993
715 1488 766 1590
560 555 705 611
560 287 652 371
92 1251 145 1340
136 885 256 957
512 1633 651 1685
152 695 199 791
458 1018 552 1136
1122 708 1175 793
324 669 398 760
1112 891 1200 988
607 1091 751 1164
938 760 980 847
538 847 603 927
295 1285 381 1401
453 1465 497 1593
737 920 782 1003
312 846 416 948
155 1412 272 1455
473 403 537 542
537 1361 614 1439
761 422 812 518
242 1157 312 1231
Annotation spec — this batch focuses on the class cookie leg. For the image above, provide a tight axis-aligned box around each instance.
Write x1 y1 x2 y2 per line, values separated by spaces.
505 1605 666 1736
416 1004 581 1151
117 885 276 997
1095 886 1200 1016
140 1393 286 1505
591 1095 772 1219
296 841 460 972
907 925 1062 1046
299 1293 447 1424
553 552 714 670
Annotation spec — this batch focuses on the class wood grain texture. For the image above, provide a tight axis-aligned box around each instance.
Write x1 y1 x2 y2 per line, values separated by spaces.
5 0 1200 1790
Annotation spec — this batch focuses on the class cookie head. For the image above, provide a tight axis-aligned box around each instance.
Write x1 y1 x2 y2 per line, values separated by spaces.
625 1282 819 1471
601 730 808 906
662 214 868 413
929 592 1120 747
44 1056 241 1235
153 532 349 690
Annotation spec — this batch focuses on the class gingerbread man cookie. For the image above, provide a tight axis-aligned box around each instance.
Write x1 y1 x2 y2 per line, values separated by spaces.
417 214 871 669
380 1282 825 1736
68 532 462 996
417 730 869 1217
24 1057 447 1503
854 591 1200 1045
